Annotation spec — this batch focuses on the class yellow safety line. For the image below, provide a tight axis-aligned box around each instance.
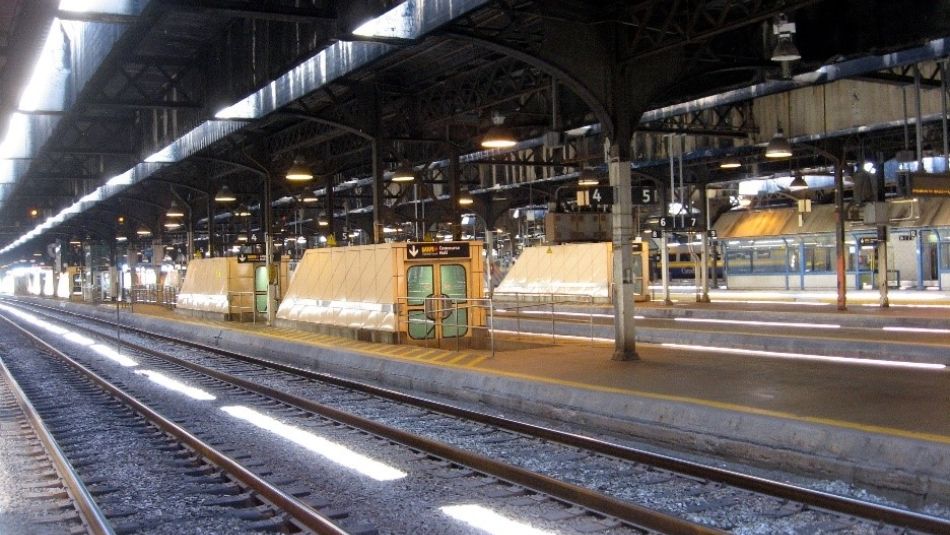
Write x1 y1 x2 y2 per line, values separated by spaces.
463 356 488 367
444 353 473 364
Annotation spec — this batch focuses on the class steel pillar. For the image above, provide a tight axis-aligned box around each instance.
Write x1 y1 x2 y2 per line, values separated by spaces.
834 162 847 311
608 148 638 360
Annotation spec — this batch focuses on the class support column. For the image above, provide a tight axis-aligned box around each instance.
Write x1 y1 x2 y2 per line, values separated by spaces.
263 172 276 325
700 186 711 302
372 138 384 243
834 161 848 311
325 176 336 245
449 148 461 240
608 147 638 360
878 225 890 307
206 194 215 257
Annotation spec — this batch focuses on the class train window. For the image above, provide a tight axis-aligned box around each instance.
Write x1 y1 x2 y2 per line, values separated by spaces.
803 237 834 273
726 249 752 274
751 244 786 274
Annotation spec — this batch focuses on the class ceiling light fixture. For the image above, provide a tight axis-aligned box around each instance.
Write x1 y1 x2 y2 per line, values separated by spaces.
166 200 184 218
215 185 237 203
286 156 313 181
577 168 599 187
458 193 475 206
771 14 801 62
720 156 741 169
391 161 415 182
481 112 517 149
765 126 793 159
788 174 808 191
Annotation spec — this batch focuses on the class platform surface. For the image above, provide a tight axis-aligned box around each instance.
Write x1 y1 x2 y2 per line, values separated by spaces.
126 300 949 443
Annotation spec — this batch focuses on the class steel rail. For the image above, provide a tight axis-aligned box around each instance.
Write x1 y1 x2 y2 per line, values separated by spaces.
0 311 349 535
10 297 950 534
0 357 115 535
5 300 721 534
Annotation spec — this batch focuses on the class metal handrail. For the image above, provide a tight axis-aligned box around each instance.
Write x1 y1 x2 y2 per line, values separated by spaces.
397 292 601 352
227 290 258 323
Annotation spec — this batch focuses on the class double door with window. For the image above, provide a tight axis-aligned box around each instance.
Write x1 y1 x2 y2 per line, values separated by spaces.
406 263 469 341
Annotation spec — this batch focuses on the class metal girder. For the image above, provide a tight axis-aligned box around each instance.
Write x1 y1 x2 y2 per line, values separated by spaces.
858 62 943 87
619 0 823 61
404 55 549 127
277 111 373 140
157 0 336 23
93 59 201 111
639 100 758 137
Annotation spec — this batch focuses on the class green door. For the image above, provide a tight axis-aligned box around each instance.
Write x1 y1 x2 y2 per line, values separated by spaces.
405 263 468 340
254 265 268 314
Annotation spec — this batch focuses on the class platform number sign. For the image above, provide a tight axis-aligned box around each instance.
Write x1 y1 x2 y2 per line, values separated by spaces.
659 215 703 231
633 186 658 205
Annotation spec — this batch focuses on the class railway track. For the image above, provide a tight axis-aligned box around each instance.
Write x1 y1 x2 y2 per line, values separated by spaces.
3 297 949 534
0 311 351 534
0 355 111 535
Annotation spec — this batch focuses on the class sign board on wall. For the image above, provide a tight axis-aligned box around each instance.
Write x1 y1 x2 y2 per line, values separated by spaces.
406 242 470 260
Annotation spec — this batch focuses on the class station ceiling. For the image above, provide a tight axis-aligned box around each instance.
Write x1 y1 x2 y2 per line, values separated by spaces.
1 0 950 258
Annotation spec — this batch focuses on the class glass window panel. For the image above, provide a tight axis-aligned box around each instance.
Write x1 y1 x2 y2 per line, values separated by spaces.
440 264 467 337
726 247 752 274
407 265 433 305
407 310 434 340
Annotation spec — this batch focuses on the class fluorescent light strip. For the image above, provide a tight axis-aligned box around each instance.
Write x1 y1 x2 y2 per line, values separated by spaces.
90 344 138 367
135 370 216 400
662 343 946 370
441 504 554 535
674 317 840 329
221 405 406 481
882 326 950 334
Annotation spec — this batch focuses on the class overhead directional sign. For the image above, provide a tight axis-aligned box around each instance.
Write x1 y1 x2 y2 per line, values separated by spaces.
407 242 470 260
236 253 263 263
658 215 703 231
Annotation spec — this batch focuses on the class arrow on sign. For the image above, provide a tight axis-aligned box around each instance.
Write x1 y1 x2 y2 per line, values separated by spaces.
238 253 247 262
408 245 419 257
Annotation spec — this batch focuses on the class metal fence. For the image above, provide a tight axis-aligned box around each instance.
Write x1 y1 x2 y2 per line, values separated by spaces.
129 285 178 308
395 296 495 356
491 292 599 346
227 290 259 323
395 292 603 357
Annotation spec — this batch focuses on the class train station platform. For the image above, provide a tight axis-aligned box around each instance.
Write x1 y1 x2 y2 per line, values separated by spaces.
15 296 950 510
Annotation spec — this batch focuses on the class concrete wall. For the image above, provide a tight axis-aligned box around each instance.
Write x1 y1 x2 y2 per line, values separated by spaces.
277 243 400 332
176 257 254 316
495 242 612 299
